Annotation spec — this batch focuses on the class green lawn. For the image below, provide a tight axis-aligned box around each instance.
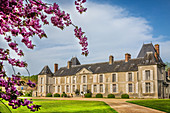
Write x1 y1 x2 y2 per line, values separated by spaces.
127 99 170 113
0 99 117 113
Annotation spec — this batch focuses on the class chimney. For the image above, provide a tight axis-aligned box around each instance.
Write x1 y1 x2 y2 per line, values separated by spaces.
168 68 170 77
154 44 160 56
67 61 72 69
125 53 131 62
109 55 114 65
54 63 58 73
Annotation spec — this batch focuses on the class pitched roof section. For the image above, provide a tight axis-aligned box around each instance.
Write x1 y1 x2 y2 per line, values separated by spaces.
39 65 53 75
71 57 81 65
137 43 156 58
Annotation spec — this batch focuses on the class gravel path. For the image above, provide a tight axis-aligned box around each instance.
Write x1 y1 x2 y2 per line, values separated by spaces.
22 97 165 113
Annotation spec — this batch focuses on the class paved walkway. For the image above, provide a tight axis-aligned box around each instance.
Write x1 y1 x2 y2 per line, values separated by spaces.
24 97 165 113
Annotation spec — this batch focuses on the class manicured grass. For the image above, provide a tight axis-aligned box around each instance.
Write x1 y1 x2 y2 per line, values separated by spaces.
0 99 117 113
127 99 170 113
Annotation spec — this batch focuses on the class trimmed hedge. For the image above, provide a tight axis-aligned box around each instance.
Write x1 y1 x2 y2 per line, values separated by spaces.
121 94 129 99
46 93 52 97
24 93 32 97
107 94 115 98
61 93 67 97
84 93 92 98
54 93 60 97
96 93 103 98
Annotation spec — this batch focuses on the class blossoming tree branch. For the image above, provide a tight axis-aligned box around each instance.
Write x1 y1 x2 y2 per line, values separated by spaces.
0 0 88 112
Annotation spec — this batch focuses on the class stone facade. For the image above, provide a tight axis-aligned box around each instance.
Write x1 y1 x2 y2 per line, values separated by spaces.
37 43 170 98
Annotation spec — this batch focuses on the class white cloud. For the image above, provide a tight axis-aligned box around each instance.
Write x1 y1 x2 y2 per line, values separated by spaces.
1 1 170 75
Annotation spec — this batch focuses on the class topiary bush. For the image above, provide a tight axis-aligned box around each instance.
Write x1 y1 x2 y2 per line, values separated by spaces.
46 93 52 97
84 93 92 98
61 93 67 97
121 94 129 99
54 93 60 97
24 93 32 97
107 94 115 98
96 93 103 98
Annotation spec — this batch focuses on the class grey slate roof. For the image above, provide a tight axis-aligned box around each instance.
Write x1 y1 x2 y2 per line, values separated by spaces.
39 65 53 75
137 43 156 58
71 57 81 65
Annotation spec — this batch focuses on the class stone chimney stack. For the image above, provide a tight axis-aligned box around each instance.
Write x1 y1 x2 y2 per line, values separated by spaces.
154 44 160 56
67 61 72 69
125 53 131 62
109 55 114 65
54 63 58 73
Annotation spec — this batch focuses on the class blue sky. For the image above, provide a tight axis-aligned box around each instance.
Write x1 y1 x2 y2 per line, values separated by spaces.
1 0 170 75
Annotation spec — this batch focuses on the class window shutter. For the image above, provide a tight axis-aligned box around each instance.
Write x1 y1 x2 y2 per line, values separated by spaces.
58 77 60 84
60 86 62 93
81 76 83 83
126 83 128 93
74 76 77 83
86 75 87 83
65 85 66 93
116 84 118 93
110 84 112 93
98 75 100 83
93 75 96 83
91 84 93 93
39 86 41 93
151 82 154 93
132 83 134 93
126 73 128 81
97 84 99 93
55 78 56 84
42 77 44 84
142 82 145 93
103 74 105 83
71 85 72 93
56 86 58 93
65 77 67 84
71 76 73 84
136 82 138 93
150 70 153 80
132 72 134 81
116 73 118 82
103 84 105 93
143 70 145 80
42 86 44 93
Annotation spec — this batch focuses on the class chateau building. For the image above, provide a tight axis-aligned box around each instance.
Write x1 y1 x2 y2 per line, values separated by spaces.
37 43 170 98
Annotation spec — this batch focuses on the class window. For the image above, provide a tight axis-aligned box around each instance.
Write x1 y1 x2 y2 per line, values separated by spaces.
73 85 75 92
94 85 97 92
128 83 132 92
145 70 150 80
100 84 103 92
83 85 87 92
40 86 43 93
146 82 151 93
83 76 86 83
93 75 97 83
66 85 69 93
41 77 43 84
113 84 116 92
48 86 50 93
99 75 103 83
58 85 60 93
112 74 116 82
128 73 132 81
73 76 76 84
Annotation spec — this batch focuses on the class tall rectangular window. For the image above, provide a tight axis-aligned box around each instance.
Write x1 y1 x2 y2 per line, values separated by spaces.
99 75 103 83
41 77 43 84
100 84 103 92
94 85 97 92
128 83 132 92
83 76 86 83
146 82 151 93
145 70 150 80
66 85 69 93
58 85 60 93
112 74 116 82
128 73 132 81
73 85 75 92
113 84 116 92
41 86 43 92
83 85 87 92
73 76 76 84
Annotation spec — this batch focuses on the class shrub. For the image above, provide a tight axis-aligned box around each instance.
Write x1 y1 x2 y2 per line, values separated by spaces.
24 93 31 97
54 93 60 97
46 93 52 97
75 89 79 95
0 88 2 91
84 93 92 98
107 94 115 98
61 93 67 97
121 94 129 99
96 93 103 98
